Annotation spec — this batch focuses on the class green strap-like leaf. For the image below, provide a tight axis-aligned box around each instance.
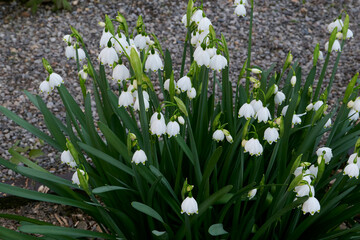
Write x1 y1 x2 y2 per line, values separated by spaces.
132 201 165 223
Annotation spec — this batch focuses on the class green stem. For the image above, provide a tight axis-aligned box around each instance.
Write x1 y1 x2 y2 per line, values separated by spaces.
245 0 254 96
180 30 189 77
326 42 344 100
313 50 331 101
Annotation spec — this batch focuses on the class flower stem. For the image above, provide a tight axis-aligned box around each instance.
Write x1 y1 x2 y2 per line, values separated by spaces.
313 50 331 101
245 0 254 96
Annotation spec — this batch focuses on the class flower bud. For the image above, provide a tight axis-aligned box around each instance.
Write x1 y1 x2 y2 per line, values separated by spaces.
98 21 106 27
291 76 296 87
306 103 314 111
347 100 354 108
242 139 247 147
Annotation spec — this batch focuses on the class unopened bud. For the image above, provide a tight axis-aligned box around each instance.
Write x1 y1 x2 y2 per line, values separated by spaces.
242 139 248 147
98 21 106 27
251 68 262 74
129 133 137 141
348 100 354 108
291 76 296 87
306 103 314 111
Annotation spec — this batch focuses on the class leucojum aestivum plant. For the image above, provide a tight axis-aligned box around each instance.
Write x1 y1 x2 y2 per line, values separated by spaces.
0 0 360 239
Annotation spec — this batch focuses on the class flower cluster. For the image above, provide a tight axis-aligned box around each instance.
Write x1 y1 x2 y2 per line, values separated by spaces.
347 97 360 122
325 18 354 53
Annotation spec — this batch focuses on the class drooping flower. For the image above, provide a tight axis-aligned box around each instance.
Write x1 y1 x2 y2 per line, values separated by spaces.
132 149 147 165
325 40 341 52
327 19 343 33
344 163 359 179
250 99 263 113
166 121 180 138
316 147 333 164
112 64 130 83
324 118 332 128
318 51 324 60
191 10 204 25
210 54 228 72
181 197 198 215
49 73 64 89
72 169 85 185
213 129 225 142
244 138 263 156
295 184 315 197
118 91 134 108
194 46 210 68
75 48 86 62
150 112 166 137
248 188 257 200
114 35 130 54
256 106 271 123
346 29 354 39
294 167 304 177
98 46 119 67
281 105 289 116
274 91 286 105
352 98 360 112
234 4 246 17
145 52 163 72
306 103 314 111
198 17 212 32
238 103 255 120
181 14 187 27
292 113 306 125
187 88 197 99
79 69 88 80
134 34 150 50
133 97 149 111
100 29 114 48
206 47 217 58
347 153 360 168
178 116 185 125
313 101 324 111
263 127 279 144
63 34 72 43
309 165 318 178
348 109 359 122
302 197 321 215
164 79 177 92
291 76 296 87
65 45 75 59
61 150 76 167
177 76 192 92
39 81 51 94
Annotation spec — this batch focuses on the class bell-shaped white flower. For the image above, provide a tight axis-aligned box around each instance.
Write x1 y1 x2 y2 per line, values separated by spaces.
114 35 130 54
210 54 228 72
39 81 51 94
325 40 341 52
324 118 332 128
187 88 197 99
344 163 359 179
248 188 257 200
348 109 359 122
98 47 118 67
327 19 343 33
346 29 354 39
302 197 321 215
313 101 324 111
65 45 75 59
294 167 304 177
145 52 163 72
274 91 285 105
316 147 333 164
63 34 72 44
79 69 88 80
61 150 75 167
112 64 130 83
309 165 318 178
100 30 114 48
226 134 233 144
132 149 147 165
292 113 305 125
306 103 314 111
177 76 192 92
178 116 185 125
164 79 177 92
348 153 360 169
234 4 246 17
352 98 360 112
181 197 198 215
256 106 271 123
295 184 315 197
198 17 212 32
191 10 203 25
166 121 180 138
194 46 210 68
181 14 187 27
263 127 279 144
191 32 199 46
318 51 324 60
206 47 217 58
244 138 263 156
150 112 166 137
133 97 149 112
134 34 150 50
118 91 134 108
238 103 255 120
250 99 263 113
234 0 248 5
49 73 64 89
291 76 296 87
196 30 210 46
125 44 140 58
72 169 85 185
74 48 86 62
213 129 225 142
281 105 289 116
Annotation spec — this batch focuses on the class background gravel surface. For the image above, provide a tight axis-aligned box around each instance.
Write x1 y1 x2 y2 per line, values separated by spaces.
0 0 359 184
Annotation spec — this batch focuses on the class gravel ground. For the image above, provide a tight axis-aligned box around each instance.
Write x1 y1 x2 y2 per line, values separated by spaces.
0 0 359 184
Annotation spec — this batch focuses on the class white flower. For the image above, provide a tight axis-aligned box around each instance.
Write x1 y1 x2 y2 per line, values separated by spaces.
294 167 304 177
191 10 203 24
178 116 185 125
65 45 75 59
145 52 163 72
238 103 255 120
206 47 217 58
316 147 333 164
327 19 343 33
61 150 74 165
125 44 140 58
344 163 359 179
273 84 279 94
76 48 86 62
213 129 225 142
234 0 248 5
251 68 262 74
244 138 263 156
49 73 64 89
226 134 233 143
191 32 199 46
63 34 72 43
295 184 315 197
118 91 134 107
150 112 166 137
291 76 296 87
134 34 150 50
177 76 192 92
198 17 212 32
309 165 318 178
234 4 246 17
181 14 187 27
72 170 85 185
306 103 314 111
166 121 180 138
79 69 88 80
318 51 324 60
274 91 286 105
210 54 228 72
132 149 147 165
313 101 324 111
187 88 197 99
352 98 360 112
324 118 332 128
281 105 289 116
39 81 51 94
348 109 359 122
164 79 177 92
114 36 130 54
181 197 198 215
346 29 354 39
250 99 263 113
248 188 257 200
302 197 321 215
263 127 279 144
256 106 271 123
348 153 360 168
133 97 149 111
112 64 130 83
98 47 118 67
196 30 210 46
194 46 210 67
292 114 305 125
100 29 114 48
325 40 341 52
